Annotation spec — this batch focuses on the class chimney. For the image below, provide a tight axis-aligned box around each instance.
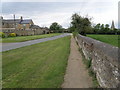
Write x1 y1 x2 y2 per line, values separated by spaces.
13 14 16 29
20 16 23 21
0 16 3 19
14 14 15 21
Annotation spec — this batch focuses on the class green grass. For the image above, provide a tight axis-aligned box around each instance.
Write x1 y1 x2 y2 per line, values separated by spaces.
2 33 62 43
87 34 119 47
2 36 71 88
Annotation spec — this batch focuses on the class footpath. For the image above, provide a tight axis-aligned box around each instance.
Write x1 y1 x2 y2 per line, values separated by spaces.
62 36 93 88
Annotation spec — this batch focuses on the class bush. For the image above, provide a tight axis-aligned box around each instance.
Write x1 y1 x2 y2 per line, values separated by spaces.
72 31 78 38
9 33 16 37
86 58 92 68
0 32 5 38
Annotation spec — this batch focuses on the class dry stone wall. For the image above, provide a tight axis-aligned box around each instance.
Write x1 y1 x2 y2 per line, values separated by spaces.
1 28 49 36
76 34 120 88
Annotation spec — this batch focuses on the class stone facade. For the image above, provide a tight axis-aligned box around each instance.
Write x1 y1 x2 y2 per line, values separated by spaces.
0 16 49 36
1 16 34 30
1 28 49 36
76 34 119 88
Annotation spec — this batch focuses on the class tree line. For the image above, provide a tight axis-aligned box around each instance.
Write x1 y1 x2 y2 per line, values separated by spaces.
49 13 120 35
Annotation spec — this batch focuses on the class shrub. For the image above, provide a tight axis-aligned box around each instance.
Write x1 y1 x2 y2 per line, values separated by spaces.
72 31 78 38
9 33 16 37
86 58 92 68
0 32 5 38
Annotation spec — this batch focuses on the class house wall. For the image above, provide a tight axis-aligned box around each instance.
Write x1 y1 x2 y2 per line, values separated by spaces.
17 21 33 30
14 30 34 36
1 28 48 36
2 23 9 28
34 29 44 35
2 20 34 30
76 34 119 88
25 21 34 29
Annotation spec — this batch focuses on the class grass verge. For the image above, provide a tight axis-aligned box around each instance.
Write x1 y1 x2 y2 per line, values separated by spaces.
2 33 62 43
87 34 119 47
2 36 71 88
78 48 99 88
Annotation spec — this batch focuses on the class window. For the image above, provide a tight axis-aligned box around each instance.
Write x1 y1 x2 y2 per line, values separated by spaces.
16 24 18 27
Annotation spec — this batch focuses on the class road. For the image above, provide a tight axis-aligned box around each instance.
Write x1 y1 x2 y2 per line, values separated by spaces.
1 33 71 52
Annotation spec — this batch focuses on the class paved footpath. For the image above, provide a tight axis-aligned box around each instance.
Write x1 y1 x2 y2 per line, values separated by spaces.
1 33 71 52
61 36 93 88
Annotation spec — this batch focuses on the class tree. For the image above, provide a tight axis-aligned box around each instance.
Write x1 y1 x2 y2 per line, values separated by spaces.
104 24 110 34
93 23 101 34
49 22 63 33
99 24 105 33
68 24 76 33
105 24 109 28
70 13 92 35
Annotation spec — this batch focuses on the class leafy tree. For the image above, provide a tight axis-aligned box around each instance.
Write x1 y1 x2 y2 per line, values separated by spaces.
70 13 92 35
68 25 76 33
99 24 105 33
104 24 110 33
49 22 63 33
93 23 101 34
105 24 109 28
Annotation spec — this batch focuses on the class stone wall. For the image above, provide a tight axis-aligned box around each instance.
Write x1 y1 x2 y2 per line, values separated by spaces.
76 34 119 88
1 28 49 36
14 30 34 36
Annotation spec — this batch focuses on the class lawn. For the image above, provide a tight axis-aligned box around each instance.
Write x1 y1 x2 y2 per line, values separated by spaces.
2 36 71 88
2 33 62 43
87 34 119 47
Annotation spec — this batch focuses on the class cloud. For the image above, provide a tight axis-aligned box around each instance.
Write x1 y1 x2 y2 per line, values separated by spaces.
1 1 119 28
1 0 120 2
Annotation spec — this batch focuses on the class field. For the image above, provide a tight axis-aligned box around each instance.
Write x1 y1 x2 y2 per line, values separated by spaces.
87 35 119 47
2 33 61 43
2 36 71 88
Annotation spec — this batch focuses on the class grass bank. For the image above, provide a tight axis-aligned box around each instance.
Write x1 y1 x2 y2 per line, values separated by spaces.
3 36 71 88
87 34 119 47
2 33 62 43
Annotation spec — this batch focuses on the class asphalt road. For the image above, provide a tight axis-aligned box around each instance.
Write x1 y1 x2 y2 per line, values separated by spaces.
1 33 71 52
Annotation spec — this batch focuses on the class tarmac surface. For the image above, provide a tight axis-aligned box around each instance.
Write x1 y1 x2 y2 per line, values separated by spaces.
1 33 71 52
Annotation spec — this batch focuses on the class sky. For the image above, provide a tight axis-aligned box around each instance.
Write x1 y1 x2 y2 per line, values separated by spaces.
1 0 120 28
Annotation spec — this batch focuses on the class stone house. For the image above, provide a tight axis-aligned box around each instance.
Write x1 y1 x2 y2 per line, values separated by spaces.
1 16 34 30
0 16 49 36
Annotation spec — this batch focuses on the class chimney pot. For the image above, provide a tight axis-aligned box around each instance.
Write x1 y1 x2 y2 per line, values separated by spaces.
20 16 23 21
0 16 3 19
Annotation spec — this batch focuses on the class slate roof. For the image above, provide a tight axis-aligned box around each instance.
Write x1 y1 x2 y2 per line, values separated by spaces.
2 19 32 24
2 19 20 23
20 19 32 24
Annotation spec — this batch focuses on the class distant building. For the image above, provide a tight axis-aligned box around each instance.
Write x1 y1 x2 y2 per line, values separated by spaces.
111 20 115 30
1 16 34 30
0 16 49 36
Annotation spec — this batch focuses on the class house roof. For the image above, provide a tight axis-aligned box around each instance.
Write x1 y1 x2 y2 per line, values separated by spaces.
3 19 20 23
2 19 32 24
20 19 32 24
